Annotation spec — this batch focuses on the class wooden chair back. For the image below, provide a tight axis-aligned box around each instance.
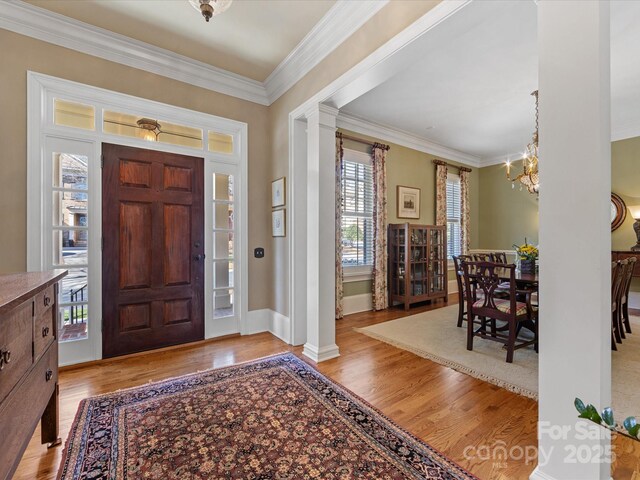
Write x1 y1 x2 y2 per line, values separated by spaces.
461 261 517 323
613 259 628 310
622 257 636 301
491 252 508 264
472 253 492 262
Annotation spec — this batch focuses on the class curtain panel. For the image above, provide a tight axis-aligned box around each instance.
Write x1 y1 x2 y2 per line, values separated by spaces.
435 161 448 226
372 144 388 311
460 169 471 255
335 134 344 319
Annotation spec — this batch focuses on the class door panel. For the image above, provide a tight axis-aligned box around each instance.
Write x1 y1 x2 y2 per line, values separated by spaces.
102 143 204 358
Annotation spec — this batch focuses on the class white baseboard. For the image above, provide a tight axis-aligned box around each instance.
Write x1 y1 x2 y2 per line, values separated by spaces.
269 310 291 344
244 309 292 344
343 293 373 315
244 309 270 335
302 343 340 363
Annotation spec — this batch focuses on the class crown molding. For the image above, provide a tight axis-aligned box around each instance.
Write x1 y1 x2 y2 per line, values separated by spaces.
480 152 524 167
0 0 270 105
0 0 391 107
264 0 388 104
336 113 482 168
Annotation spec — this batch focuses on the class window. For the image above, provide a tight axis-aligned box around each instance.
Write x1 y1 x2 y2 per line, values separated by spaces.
341 150 374 267
447 173 462 259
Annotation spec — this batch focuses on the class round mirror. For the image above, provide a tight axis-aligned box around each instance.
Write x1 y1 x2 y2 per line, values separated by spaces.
611 193 626 232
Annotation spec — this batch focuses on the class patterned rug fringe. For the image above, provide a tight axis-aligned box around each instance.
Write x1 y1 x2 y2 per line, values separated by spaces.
354 327 538 400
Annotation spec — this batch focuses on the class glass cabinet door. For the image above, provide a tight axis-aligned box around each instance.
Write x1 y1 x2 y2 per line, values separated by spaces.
429 228 446 294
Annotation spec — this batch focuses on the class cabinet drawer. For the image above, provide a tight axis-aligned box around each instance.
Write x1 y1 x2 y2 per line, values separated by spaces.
35 284 55 319
0 300 33 404
34 307 55 362
0 343 57 480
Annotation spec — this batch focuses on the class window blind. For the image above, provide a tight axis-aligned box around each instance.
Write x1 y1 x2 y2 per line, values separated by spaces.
342 159 374 266
446 175 462 258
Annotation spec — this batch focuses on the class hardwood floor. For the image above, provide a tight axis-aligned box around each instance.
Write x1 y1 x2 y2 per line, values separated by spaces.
14 297 640 479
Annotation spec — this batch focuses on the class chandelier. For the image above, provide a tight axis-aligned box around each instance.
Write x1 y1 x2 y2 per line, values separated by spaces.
188 0 233 22
506 90 539 195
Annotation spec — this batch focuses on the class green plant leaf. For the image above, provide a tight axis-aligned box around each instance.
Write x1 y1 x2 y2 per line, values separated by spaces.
585 405 602 424
601 407 615 427
575 398 586 414
624 417 640 437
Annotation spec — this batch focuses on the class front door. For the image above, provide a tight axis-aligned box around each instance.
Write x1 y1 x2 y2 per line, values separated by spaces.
102 143 205 358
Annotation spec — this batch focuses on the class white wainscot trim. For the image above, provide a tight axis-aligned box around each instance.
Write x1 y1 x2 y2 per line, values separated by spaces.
269 310 292 344
343 293 373 315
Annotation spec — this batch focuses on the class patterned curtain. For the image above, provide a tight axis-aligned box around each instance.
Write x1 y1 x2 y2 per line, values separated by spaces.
335 134 344 319
372 144 388 311
435 161 448 226
460 169 471 255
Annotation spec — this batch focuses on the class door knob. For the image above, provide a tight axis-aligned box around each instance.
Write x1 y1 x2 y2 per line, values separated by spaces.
193 254 206 262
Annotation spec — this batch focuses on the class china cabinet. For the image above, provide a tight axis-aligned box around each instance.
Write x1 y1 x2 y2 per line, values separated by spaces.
388 223 447 310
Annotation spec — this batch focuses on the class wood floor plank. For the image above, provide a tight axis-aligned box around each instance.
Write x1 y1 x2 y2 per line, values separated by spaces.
13 297 639 479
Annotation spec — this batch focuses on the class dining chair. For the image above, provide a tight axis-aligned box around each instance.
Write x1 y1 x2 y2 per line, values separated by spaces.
491 252 509 264
611 260 626 349
620 257 636 335
461 261 537 363
453 255 473 327
472 253 492 262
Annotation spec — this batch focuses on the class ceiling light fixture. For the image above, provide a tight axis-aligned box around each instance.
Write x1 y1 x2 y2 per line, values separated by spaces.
506 90 539 195
188 0 233 22
136 118 161 141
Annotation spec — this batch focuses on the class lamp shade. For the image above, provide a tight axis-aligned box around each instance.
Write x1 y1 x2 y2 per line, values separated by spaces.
628 205 640 220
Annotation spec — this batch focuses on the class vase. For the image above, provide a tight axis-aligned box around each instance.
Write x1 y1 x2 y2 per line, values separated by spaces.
520 259 536 274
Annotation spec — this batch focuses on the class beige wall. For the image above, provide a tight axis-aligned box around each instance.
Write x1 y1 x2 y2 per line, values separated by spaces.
0 29 272 311
611 136 640 251
478 160 539 249
268 1 441 315
478 137 640 250
339 129 480 297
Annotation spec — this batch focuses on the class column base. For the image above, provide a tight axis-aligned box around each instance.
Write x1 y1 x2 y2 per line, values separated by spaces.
302 343 340 363
530 466 612 480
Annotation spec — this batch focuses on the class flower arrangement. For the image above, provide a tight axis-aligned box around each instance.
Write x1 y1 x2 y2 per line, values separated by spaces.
513 239 539 261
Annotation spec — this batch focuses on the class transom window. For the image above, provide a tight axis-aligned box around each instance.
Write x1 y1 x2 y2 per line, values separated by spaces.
447 173 462 259
341 149 373 267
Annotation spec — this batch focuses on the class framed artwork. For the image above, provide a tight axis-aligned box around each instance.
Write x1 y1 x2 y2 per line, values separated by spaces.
611 192 627 232
272 177 286 208
272 209 286 237
397 185 421 219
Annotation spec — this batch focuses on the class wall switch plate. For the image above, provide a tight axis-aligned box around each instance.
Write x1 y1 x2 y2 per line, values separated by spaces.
254 247 265 258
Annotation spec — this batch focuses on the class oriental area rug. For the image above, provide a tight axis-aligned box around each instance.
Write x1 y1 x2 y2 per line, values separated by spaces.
58 353 476 480
356 305 640 421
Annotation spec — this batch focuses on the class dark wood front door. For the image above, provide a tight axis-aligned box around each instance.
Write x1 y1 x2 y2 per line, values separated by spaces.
102 143 204 358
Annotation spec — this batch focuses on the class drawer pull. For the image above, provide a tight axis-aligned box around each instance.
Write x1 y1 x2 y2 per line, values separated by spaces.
0 349 10 370
42 326 50 338
44 296 51 307
45 369 53 382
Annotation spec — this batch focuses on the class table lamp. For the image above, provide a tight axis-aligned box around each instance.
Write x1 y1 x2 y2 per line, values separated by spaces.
628 205 640 252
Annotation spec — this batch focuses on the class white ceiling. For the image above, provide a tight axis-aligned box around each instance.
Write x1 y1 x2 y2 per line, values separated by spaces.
341 0 640 164
24 0 336 81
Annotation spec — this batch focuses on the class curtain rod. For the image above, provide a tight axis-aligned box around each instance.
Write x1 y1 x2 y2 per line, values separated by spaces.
432 159 472 172
336 132 390 151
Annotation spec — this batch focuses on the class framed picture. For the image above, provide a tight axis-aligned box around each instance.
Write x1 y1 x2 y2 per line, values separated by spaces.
397 185 420 219
272 177 286 208
272 209 286 237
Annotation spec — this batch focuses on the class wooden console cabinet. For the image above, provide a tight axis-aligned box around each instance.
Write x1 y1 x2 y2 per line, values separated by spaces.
0 270 67 480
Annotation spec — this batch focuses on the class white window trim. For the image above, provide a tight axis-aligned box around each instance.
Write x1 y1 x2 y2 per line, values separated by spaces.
27 72 249 366
341 148 374 277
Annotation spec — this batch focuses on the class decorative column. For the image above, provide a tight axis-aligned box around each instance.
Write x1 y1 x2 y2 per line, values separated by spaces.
303 104 340 362
533 2 611 479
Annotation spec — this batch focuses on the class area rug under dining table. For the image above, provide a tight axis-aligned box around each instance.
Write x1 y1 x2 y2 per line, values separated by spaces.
356 305 640 420
58 352 476 480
